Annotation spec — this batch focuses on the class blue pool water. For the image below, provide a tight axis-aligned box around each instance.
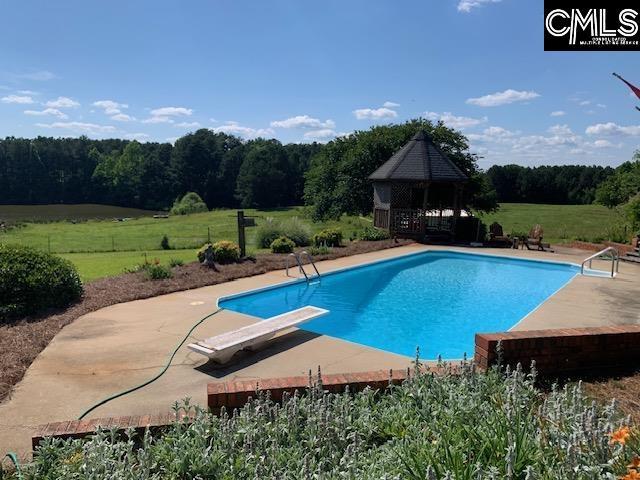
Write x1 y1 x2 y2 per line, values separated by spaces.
219 251 579 360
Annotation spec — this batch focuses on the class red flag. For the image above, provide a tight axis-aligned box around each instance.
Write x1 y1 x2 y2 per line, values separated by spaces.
613 72 640 100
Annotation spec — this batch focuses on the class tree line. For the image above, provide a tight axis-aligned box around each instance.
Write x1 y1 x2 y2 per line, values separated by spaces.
0 131 322 210
486 164 614 205
0 123 631 218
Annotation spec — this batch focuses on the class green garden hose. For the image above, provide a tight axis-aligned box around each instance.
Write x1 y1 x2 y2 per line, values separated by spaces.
78 308 223 420
2 308 223 477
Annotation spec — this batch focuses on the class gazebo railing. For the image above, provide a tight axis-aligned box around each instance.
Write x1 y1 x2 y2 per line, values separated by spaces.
390 209 455 235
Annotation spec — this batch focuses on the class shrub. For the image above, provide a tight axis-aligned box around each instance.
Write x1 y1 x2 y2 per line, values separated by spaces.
160 235 171 250
211 240 241 264
256 217 285 248
313 228 343 247
307 245 331 256
625 193 640 232
358 225 391 241
170 192 208 215
169 258 184 268
270 236 295 253
0 244 83 321
145 263 173 280
17 365 632 479
281 217 312 246
197 243 211 263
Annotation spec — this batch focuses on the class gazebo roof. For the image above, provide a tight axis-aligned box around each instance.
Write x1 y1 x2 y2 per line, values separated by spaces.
368 131 468 183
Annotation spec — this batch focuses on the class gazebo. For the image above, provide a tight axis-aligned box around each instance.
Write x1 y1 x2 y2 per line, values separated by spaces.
369 131 468 240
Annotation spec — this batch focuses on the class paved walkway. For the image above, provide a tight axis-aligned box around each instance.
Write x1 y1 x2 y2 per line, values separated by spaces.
1 244 639 458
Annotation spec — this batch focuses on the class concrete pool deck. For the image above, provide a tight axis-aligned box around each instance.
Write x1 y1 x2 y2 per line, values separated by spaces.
1 243 640 458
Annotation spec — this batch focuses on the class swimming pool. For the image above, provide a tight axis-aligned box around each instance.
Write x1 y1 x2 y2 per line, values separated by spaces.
219 250 579 360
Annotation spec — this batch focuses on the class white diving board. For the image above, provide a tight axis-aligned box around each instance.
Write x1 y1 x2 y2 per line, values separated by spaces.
188 306 329 363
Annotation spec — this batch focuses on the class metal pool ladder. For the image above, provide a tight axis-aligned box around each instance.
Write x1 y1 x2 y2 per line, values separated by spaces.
286 251 321 282
580 246 619 278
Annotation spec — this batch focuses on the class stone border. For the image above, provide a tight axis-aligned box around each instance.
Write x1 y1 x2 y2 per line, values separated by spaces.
475 324 640 376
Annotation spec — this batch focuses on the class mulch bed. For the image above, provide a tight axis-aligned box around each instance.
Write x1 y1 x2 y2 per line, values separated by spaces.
0 239 412 402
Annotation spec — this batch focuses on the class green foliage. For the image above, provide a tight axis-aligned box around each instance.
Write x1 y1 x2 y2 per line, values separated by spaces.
170 192 208 215
279 217 311 246
168 258 184 268
624 193 640 233
487 164 615 205
211 240 241 263
256 217 312 248
235 140 290 208
358 225 391 241
270 236 295 253
304 119 497 221
307 245 331 256
17 366 632 479
160 234 171 250
144 262 173 280
0 244 83 321
313 228 343 247
595 153 640 208
255 217 284 248
197 243 212 263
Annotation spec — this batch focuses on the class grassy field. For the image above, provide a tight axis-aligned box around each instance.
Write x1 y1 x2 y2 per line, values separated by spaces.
478 203 627 244
0 203 159 223
0 206 370 254
0 203 628 282
0 205 372 281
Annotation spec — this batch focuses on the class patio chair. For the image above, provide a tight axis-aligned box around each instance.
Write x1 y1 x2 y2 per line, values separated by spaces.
488 222 512 247
523 224 553 252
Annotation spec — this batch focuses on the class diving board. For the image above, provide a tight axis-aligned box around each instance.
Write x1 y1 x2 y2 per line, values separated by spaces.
188 306 329 363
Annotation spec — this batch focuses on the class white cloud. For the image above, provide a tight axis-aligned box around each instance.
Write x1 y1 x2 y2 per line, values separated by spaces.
45 96 80 108
142 116 173 124
550 110 566 117
110 113 135 122
593 139 615 148
457 0 502 12
353 107 398 120
425 111 487 129
142 106 192 125
35 121 116 135
166 137 179 145
211 121 274 139
15 70 56 81
1 94 34 104
597 103 607 109
150 106 192 117
124 133 150 141
271 115 335 129
585 122 640 136
93 100 128 115
175 121 201 128
303 129 337 141
17 90 39 95
383 101 400 108
579 100 591 106
24 108 68 119
466 89 540 107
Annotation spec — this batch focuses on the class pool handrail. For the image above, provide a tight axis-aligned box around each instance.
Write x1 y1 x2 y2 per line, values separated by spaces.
581 246 619 278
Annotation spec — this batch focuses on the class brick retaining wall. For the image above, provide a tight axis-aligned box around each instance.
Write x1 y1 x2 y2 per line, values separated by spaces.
475 324 640 376
207 369 410 413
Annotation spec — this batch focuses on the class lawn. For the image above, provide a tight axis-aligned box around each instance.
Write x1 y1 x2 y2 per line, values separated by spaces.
0 203 628 281
478 203 627 244
0 205 372 280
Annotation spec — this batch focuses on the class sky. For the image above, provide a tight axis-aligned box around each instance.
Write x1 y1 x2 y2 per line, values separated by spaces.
0 0 639 168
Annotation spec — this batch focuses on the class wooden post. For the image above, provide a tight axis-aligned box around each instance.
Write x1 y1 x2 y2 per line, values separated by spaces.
237 210 246 258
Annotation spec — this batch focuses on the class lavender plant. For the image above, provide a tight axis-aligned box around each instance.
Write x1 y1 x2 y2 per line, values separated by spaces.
6 364 637 479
